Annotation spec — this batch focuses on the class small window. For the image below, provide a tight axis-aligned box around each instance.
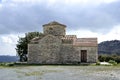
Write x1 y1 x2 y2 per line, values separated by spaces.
49 27 53 30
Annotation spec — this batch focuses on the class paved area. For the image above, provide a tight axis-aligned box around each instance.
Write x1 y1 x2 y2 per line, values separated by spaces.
0 66 120 80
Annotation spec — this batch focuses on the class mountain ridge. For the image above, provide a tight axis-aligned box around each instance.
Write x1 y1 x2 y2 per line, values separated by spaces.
0 55 18 62
98 40 120 55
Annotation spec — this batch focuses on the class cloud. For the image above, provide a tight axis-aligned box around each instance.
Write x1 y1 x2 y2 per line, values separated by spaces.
98 25 120 42
1 0 117 5
0 0 119 34
0 33 24 55
67 29 98 38
0 34 17 55
67 25 120 43
1 25 120 56
0 0 120 55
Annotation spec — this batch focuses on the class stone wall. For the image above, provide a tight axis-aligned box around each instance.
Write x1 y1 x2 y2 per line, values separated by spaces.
43 25 66 37
28 44 40 63
60 44 80 64
28 35 62 64
28 35 98 64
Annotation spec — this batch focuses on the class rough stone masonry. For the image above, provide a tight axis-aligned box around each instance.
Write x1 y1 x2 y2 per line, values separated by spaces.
28 21 98 64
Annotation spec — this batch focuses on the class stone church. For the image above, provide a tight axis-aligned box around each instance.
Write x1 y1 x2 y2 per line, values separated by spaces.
28 21 98 64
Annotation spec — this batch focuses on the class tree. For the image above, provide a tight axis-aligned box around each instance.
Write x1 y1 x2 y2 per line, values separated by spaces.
16 32 44 62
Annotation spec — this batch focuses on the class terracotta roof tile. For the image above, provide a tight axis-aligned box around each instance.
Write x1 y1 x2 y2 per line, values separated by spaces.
43 21 66 27
76 38 97 42
62 35 77 40
74 38 97 47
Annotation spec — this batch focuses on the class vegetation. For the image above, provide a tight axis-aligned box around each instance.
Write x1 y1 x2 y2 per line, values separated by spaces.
96 61 100 65
98 40 120 64
108 60 117 65
16 32 44 62
0 62 15 67
98 54 120 63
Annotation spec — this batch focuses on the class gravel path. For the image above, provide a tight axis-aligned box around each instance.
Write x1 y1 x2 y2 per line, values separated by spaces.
0 66 120 80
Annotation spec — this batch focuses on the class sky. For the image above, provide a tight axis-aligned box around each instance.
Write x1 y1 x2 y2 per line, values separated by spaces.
0 0 120 55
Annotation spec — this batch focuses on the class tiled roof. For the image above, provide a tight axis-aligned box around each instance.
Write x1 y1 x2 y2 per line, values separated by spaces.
74 38 97 47
62 35 77 40
43 21 66 27
76 38 97 42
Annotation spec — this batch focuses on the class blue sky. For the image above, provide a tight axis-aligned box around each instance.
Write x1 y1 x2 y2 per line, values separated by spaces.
0 0 120 55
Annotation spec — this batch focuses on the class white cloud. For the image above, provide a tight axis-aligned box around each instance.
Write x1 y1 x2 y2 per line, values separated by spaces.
1 0 118 6
0 4 2 8
0 43 16 55
98 25 120 42
67 29 98 38
64 0 117 6
103 0 118 3
0 33 24 55
0 0 120 56
1 34 18 44
0 0 119 34
2 0 43 4
67 25 120 43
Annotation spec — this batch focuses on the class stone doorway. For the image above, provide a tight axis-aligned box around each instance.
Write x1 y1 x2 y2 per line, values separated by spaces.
81 50 87 62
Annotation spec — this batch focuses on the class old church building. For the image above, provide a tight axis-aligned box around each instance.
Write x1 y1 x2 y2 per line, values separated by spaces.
28 21 98 64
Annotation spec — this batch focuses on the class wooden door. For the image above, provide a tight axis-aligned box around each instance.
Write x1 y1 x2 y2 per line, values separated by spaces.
81 50 87 62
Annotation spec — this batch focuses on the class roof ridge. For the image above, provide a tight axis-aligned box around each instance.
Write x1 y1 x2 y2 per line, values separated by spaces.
43 21 66 27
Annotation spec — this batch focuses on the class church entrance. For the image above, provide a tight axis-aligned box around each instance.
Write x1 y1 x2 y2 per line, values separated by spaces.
81 50 87 62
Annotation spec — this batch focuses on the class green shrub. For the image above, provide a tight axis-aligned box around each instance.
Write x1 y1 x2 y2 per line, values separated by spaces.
0 63 14 67
98 54 120 63
0 63 5 66
108 60 117 65
96 61 100 65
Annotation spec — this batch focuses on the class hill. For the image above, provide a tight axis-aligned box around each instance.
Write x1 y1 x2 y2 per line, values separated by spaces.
0 55 18 62
98 40 120 55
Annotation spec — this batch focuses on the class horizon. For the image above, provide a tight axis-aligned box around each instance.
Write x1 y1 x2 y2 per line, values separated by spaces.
0 38 120 56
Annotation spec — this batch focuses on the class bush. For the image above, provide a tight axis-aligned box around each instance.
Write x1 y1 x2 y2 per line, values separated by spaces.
6 63 14 66
98 54 120 63
0 63 5 66
0 63 14 67
108 60 117 65
96 61 100 65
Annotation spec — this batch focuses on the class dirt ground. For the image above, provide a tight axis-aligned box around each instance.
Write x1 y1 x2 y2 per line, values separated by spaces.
0 65 120 80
